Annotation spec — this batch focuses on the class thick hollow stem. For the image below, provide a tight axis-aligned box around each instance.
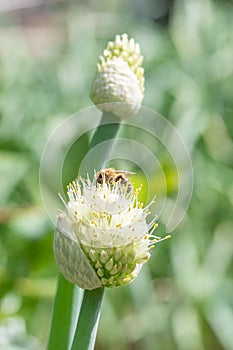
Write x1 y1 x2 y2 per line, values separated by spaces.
70 288 105 350
89 112 121 163
47 274 83 350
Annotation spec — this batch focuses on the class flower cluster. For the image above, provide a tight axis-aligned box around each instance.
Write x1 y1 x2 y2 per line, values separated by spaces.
54 175 169 290
90 33 145 118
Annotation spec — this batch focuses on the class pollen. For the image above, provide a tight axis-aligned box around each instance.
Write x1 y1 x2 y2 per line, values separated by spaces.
165 235 172 240
137 202 144 208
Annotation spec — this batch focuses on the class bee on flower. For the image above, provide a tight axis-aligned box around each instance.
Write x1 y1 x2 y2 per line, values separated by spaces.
54 170 170 290
96 167 135 193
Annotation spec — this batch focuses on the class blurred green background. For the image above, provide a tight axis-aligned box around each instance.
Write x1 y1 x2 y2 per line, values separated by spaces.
0 0 233 349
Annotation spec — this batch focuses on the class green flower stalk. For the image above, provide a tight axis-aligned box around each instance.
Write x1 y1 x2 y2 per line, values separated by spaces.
49 33 156 350
90 33 145 118
54 177 170 290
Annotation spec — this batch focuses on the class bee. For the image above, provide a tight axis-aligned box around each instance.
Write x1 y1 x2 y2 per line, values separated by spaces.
96 168 135 193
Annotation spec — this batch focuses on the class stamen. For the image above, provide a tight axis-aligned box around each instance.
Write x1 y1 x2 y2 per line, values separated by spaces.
148 234 171 247
58 193 69 210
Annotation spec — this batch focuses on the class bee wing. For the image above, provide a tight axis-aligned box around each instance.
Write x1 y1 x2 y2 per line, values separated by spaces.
114 170 136 175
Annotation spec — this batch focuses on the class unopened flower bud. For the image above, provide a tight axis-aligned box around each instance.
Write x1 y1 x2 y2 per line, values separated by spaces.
90 33 144 118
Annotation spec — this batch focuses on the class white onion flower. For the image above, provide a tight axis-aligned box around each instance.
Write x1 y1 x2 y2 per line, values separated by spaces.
90 33 144 118
54 175 170 290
